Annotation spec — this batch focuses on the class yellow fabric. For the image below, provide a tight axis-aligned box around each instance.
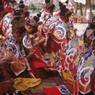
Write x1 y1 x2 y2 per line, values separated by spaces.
62 70 74 82
62 70 74 90
51 52 58 59
70 29 75 38
74 55 81 65
13 78 41 91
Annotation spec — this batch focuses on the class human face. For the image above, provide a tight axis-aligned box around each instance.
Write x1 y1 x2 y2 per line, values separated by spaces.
12 26 21 43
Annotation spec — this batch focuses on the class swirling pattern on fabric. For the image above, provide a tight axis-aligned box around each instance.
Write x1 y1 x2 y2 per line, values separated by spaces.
57 85 71 95
43 16 67 43
1 35 26 58
23 35 32 49
2 13 13 36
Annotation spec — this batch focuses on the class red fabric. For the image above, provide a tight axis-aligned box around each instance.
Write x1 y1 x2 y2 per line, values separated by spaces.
30 48 46 69
2 0 12 13
0 81 13 93
73 79 79 95
31 59 46 69
43 87 61 95
60 16 67 22
77 46 84 54
33 47 42 58
79 77 91 94
46 37 61 53
61 54 66 70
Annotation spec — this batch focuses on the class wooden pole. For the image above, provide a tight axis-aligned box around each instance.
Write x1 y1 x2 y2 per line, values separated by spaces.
84 0 92 20
89 0 92 20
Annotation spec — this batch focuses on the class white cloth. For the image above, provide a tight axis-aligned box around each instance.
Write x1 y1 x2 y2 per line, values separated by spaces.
74 0 86 5
73 23 88 37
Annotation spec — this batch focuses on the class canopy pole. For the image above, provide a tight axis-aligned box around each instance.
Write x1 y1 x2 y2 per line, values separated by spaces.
84 0 92 20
